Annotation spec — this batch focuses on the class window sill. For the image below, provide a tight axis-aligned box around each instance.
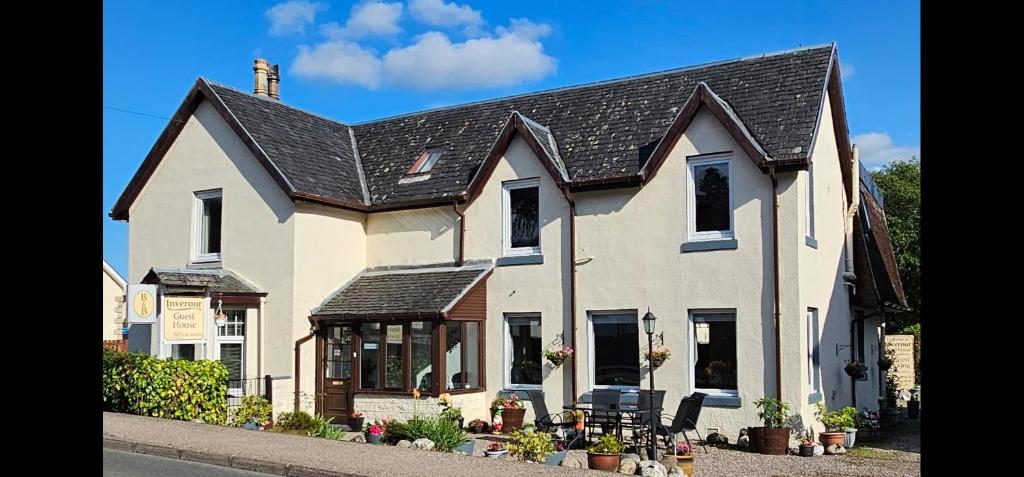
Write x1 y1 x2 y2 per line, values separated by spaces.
702 395 742 407
188 259 222 270
497 254 544 266
805 236 818 249
681 239 738 253
808 391 823 404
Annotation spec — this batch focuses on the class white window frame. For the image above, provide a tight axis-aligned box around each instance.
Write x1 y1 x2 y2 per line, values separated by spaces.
503 313 543 390
687 155 734 241
587 310 641 391
502 178 542 257
806 308 820 394
215 308 247 395
192 189 223 263
688 309 739 397
806 162 816 240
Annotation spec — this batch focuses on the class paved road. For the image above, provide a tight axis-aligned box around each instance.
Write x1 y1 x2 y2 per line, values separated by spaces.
104 449 277 477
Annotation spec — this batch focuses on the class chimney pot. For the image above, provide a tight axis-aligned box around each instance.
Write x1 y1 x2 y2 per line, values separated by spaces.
253 59 269 97
268 64 280 100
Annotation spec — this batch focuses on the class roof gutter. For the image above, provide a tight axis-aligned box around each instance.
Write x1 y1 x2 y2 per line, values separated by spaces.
769 166 783 401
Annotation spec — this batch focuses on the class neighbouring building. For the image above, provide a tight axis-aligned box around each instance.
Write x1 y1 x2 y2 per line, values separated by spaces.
109 45 907 438
103 260 127 342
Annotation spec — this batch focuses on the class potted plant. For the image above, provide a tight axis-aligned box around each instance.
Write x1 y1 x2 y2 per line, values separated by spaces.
586 433 623 472
543 346 574 367
507 429 556 463
467 418 489 434
845 360 868 379
841 407 858 448
490 395 526 433
669 442 695 476
643 348 671 369
798 436 815 457
484 441 508 458
749 398 792 455
438 393 464 428
815 402 852 448
363 419 385 444
349 411 365 431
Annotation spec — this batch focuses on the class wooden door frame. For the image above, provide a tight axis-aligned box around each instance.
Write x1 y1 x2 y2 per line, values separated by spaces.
315 324 355 419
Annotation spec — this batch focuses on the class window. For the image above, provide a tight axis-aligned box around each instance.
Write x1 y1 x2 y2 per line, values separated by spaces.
171 344 195 361
806 163 816 239
502 179 541 256
325 326 353 381
407 147 445 174
193 190 222 262
360 323 381 389
385 325 404 389
505 314 542 388
217 309 246 392
690 311 738 396
355 320 483 394
687 156 733 240
446 324 463 389
411 322 433 391
589 312 640 389
807 308 820 394
217 309 246 337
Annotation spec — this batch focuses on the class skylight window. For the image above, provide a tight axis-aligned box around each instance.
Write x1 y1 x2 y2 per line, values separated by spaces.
408 147 445 174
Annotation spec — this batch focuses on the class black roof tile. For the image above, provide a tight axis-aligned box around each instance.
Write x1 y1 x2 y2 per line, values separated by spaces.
313 263 491 316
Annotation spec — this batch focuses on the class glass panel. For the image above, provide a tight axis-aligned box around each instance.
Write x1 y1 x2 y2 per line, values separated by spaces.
361 323 380 389
171 344 195 361
421 150 443 172
202 196 222 254
326 326 353 379
694 317 737 391
694 162 730 232
509 186 539 248
411 321 433 392
218 309 246 337
509 317 542 385
220 343 242 382
464 322 480 388
446 324 463 390
385 325 404 389
593 314 640 386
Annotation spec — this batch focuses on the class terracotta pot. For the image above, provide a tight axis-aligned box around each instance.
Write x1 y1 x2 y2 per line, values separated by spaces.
587 452 620 472
819 432 845 447
751 427 789 455
672 455 695 476
799 445 815 457
491 408 526 434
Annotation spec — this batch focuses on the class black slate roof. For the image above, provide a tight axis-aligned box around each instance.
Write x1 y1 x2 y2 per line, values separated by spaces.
142 268 264 294
313 262 491 316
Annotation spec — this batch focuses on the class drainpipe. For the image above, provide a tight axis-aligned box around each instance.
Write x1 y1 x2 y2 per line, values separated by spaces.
769 167 783 401
294 319 318 412
452 202 465 267
843 146 860 286
561 186 579 402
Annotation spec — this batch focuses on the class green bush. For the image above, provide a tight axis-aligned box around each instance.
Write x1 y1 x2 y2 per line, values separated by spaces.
816 402 857 432
754 397 792 429
230 395 273 427
309 415 346 441
274 411 317 433
507 429 556 462
425 418 468 452
102 350 228 424
382 417 467 452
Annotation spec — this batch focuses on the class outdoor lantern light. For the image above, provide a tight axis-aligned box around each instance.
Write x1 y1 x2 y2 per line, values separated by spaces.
643 308 657 334
643 307 658 460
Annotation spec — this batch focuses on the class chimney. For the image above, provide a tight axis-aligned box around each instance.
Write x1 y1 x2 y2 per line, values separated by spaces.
253 59 269 97
268 64 280 100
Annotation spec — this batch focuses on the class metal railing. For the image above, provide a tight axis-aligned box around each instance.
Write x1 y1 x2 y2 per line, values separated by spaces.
227 375 274 409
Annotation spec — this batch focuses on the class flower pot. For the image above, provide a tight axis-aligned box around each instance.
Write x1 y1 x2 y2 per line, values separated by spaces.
799 445 815 457
349 417 364 431
651 357 666 369
751 427 789 455
844 428 857 448
366 433 383 445
548 356 566 367
468 423 486 433
491 408 526 433
672 455 695 476
586 452 620 472
484 449 508 458
819 432 845 447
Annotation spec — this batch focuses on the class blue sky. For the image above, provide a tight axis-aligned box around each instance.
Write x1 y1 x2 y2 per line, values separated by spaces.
103 0 920 278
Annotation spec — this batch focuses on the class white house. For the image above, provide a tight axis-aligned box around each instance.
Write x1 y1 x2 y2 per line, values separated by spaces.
103 260 127 342
110 45 906 439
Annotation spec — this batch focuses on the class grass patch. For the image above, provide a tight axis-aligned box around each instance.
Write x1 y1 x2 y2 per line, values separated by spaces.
846 447 899 460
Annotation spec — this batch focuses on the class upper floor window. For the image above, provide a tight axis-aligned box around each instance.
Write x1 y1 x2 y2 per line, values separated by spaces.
502 179 540 256
407 147 445 174
688 155 733 241
193 190 222 262
806 162 816 240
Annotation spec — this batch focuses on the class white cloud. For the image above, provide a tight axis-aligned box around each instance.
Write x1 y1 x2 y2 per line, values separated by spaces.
840 61 855 80
291 41 382 89
381 24 556 89
266 1 327 36
852 132 920 170
408 0 483 28
322 1 403 39
496 18 551 40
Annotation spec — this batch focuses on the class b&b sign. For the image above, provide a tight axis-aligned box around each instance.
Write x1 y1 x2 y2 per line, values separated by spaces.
127 284 158 324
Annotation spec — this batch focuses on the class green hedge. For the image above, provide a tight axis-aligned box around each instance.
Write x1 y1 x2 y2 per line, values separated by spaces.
102 350 228 424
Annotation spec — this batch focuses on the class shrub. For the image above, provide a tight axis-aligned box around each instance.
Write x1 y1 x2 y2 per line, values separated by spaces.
230 395 273 427
274 411 317 433
425 418 468 452
382 416 467 452
507 429 556 462
587 433 624 454
102 350 228 424
309 415 346 441
815 402 856 432
753 398 792 429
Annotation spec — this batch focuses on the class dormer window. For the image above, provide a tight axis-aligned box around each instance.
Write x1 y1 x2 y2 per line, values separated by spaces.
407 147 445 174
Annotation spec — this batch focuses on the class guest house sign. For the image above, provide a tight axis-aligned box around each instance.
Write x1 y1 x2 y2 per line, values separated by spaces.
127 284 158 324
885 335 915 391
163 296 205 341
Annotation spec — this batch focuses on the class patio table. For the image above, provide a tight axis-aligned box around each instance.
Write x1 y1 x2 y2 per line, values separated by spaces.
563 403 650 444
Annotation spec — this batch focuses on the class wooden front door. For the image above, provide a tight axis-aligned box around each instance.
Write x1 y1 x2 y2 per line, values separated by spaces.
322 325 354 424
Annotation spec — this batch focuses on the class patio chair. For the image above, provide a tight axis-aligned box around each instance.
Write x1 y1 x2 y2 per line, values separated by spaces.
589 389 621 437
656 392 708 453
523 389 583 448
629 390 665 450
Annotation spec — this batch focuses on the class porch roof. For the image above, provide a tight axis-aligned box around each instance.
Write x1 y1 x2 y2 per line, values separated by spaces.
141 268 265 295
311 260 492 319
